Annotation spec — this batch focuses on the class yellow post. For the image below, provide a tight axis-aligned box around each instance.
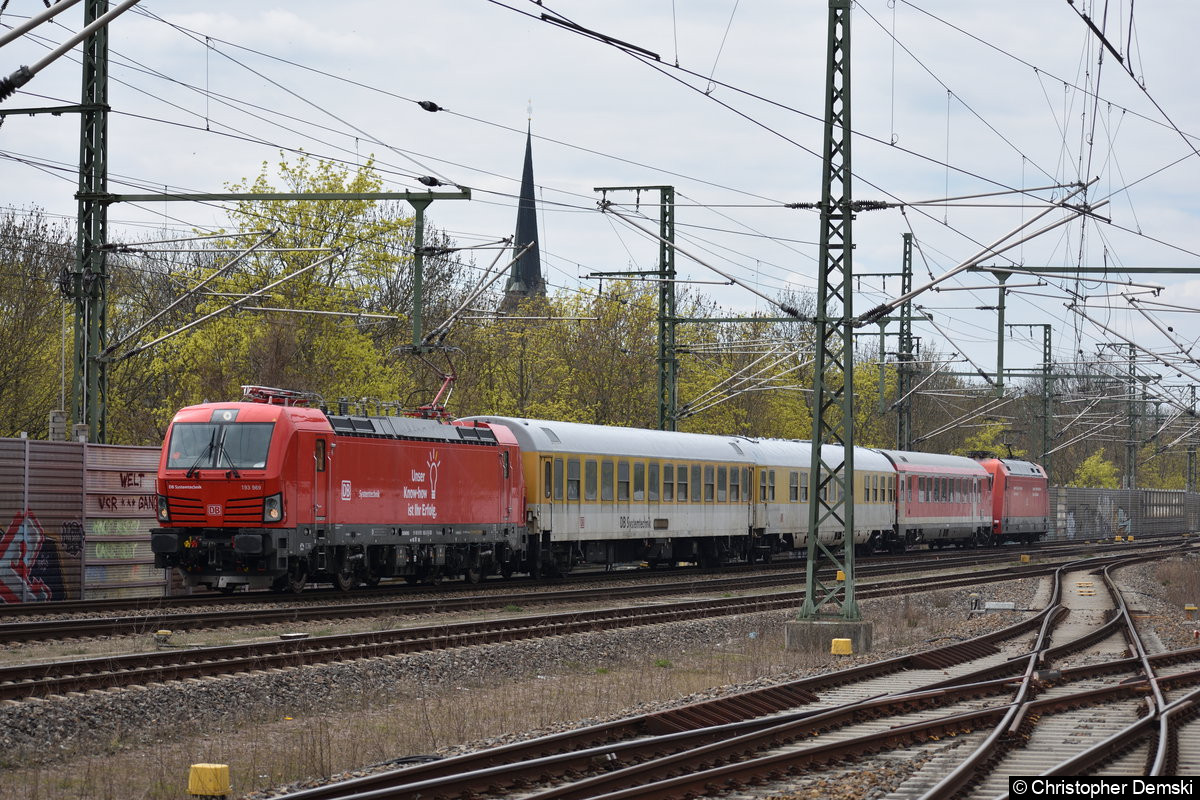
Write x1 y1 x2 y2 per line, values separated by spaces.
835 570 845 581
831 638 853 655
1019 554 1031 563
188 764 230 799
1186 604 1197 621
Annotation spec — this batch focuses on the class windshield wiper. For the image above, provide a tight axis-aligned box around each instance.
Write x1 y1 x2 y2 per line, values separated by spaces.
214 428 241 479
185 428 219 479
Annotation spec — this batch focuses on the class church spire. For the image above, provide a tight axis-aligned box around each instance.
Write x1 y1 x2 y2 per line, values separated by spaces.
504 122 544 299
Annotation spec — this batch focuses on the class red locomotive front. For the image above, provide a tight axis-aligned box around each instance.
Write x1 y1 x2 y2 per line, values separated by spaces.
977 457 1049 544
152 389 526 592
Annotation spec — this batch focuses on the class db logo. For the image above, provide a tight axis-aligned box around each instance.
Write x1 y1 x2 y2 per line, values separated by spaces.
341 481 352 501
207 504 222 516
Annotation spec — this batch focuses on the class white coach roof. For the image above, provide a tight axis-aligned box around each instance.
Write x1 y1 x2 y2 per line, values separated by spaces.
461 416 762 463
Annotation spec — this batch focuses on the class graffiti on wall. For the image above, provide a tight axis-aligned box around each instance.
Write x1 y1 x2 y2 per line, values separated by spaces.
0 511 69 603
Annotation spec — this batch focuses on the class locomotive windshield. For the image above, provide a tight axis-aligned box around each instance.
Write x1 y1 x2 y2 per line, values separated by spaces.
166 422 275 473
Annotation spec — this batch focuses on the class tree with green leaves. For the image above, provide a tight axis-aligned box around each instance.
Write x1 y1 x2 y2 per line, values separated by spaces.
0 209 72 437
1071 449 1120 488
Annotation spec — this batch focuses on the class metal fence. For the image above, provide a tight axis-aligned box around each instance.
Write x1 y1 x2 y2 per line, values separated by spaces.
1049 487 1200 543
0 437 162 602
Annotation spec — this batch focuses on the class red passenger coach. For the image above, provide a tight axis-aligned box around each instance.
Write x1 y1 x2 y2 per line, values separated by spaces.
977 457 1049 544
877 450 991 550
151 389 525 592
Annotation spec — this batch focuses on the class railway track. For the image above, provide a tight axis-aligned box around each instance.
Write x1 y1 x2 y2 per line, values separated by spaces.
245 553 1200 800
0 555 1044 642
0 548 1185 709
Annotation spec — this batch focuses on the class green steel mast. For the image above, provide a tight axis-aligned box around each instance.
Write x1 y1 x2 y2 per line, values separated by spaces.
800 0 858 621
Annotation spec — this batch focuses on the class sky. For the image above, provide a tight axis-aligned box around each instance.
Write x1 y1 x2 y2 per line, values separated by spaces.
4 0 1200 419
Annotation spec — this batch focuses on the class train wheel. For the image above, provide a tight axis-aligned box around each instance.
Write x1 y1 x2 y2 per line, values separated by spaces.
333 568 356 592
464 566 482 584
278 563 308 594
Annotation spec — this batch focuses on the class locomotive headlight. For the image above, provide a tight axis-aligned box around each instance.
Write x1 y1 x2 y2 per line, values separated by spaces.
262 493 283 523
156 494 170 522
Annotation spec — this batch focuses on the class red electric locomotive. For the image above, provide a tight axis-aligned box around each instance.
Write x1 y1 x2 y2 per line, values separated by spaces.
977 457 1049 544
151 387 526 592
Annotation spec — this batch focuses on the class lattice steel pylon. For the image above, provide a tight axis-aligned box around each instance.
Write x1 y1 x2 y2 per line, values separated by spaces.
70 0 110 442
800 0 858 621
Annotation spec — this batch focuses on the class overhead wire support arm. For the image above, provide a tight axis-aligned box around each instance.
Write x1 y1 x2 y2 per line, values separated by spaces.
414 240 533 350
0 0 85 48
598 201 810 321
856 179 1103 327
101 229 280 358
539 12 661 60
0 0 142 102
115 249 344 361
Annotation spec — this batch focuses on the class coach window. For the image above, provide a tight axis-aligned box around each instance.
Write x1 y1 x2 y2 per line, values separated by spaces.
717 466 728 502
918 476 926 503
634 462 646 501
862 474 869 503
567 459 580 500
769 470 776 501
759 470 768 502
677 464 688 501
692 464 703 503
601 460 614 502
553 458 564 501
789 472 798 502
742 468 750 500
663 464 675 502
648 462 660 502
544 460 552 499
889 476 895 502
585 460 598 501
618 460 631 501
730 466 740 502
800 471 809 501
702 465 714 502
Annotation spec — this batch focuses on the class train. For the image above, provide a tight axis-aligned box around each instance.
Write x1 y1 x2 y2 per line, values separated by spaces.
150 387 1049 592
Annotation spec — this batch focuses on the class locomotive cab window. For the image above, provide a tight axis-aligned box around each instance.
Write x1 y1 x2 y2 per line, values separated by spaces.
167 421 275 471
